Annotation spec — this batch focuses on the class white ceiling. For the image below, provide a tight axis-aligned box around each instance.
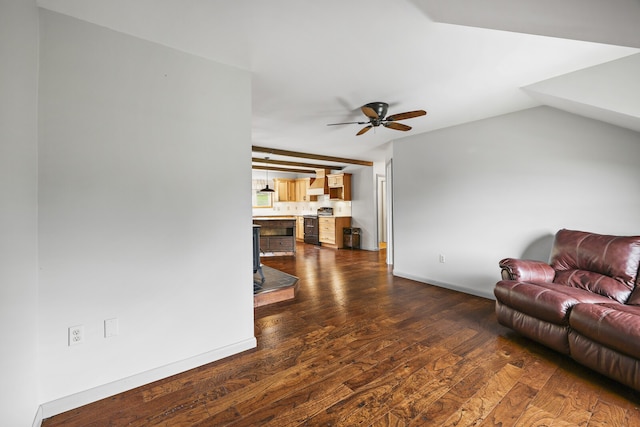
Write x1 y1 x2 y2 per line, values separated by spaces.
37 0 640 166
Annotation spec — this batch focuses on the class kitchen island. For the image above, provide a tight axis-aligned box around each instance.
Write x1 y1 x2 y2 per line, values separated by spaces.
252 217 296 256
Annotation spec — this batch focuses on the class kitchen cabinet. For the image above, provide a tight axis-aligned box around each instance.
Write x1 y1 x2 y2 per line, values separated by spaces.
326 174 343 187
319 216 351 249
327 173 351 201
296 216 304 240
275 179 296 202
294 179 306 202
275 178 317 202
294 178 317 202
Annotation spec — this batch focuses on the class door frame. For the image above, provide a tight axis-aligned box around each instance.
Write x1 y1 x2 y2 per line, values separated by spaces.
385 160 393 265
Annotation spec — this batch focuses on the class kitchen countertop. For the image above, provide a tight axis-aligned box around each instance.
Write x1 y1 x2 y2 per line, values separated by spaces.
253 216 297 220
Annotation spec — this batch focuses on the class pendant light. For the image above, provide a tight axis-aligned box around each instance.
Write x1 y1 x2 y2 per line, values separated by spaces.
260 157 275 193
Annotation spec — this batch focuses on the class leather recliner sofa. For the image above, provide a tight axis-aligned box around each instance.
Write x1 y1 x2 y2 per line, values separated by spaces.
494 229 640 390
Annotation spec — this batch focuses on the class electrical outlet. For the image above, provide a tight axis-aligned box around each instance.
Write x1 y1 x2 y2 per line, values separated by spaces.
104 318 119 338
439 254 446 263
68 325 84 346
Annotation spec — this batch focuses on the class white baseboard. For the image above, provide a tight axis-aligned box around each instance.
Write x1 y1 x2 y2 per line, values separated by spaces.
39 337 257 421
392 271 495 300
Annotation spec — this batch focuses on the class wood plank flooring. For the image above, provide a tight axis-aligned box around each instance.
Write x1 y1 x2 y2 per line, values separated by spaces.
43 243 640 426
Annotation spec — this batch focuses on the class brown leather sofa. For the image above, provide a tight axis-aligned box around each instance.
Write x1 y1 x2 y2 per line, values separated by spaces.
494 229 640 390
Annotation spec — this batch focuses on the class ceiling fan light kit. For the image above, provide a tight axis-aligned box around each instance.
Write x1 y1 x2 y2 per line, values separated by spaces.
327 101 426 136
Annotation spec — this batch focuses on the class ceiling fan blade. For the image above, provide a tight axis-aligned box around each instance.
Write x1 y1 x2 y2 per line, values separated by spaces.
384 122 411 132
361 106 379 120
327 121 369 126
385 110 426 121
356 125 373 136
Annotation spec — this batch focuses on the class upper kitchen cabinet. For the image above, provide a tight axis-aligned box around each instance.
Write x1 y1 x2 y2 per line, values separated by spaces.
275 178 318 202
295 177 317 202
327 173 351 201
273 173 351 201
275 178 296 202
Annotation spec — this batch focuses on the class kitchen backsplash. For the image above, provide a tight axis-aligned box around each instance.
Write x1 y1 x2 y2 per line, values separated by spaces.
252 195 352 217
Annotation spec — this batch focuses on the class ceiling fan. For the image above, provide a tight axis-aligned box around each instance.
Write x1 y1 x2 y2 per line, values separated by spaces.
327 102 427 136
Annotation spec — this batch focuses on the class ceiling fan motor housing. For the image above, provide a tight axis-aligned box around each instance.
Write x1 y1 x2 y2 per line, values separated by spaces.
364 102 389 126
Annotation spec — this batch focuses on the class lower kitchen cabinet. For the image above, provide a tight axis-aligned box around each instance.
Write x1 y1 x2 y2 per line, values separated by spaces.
319 217 351 249
296 216 304 241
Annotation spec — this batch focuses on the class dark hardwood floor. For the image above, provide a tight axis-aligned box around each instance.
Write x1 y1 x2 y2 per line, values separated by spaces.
43 243 640 426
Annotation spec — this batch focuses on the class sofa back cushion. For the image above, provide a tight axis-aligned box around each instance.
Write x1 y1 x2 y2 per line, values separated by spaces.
550 229 640 303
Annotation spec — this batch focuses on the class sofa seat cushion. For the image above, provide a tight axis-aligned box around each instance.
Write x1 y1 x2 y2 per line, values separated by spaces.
494 280 616 325
570 303 640 360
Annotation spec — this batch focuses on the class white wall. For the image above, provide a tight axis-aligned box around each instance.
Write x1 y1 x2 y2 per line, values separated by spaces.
349 166 377 251
37 10 254 414
393 106 640 298
0 1 40 425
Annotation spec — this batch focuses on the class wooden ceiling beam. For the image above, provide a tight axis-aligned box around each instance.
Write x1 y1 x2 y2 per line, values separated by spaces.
252 165 315 174
252 145 373 167
252 157 344 171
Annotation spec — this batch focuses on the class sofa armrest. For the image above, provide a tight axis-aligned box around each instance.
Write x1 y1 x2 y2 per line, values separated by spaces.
499 258 555 282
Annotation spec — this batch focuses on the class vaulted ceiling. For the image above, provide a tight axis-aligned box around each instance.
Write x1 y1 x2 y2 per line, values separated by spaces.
37 0 640 172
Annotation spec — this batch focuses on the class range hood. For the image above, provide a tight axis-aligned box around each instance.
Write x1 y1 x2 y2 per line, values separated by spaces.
308 169 330 196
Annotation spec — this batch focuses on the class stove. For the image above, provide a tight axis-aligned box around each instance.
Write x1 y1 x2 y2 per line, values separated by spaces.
303 215 319 245
303 208 333 245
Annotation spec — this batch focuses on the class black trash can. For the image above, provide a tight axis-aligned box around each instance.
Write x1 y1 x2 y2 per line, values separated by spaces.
343 227 361 249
